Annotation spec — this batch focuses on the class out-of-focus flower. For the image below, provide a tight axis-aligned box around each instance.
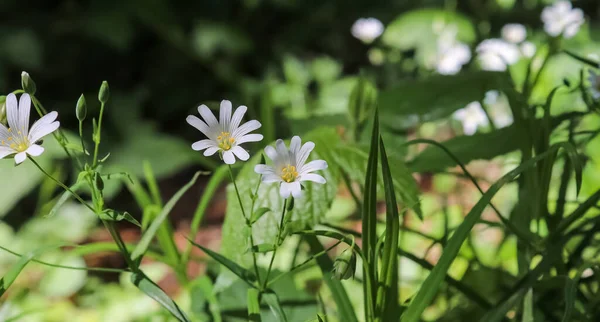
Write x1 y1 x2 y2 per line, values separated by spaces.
485 90 514 128
255 136 327 199
186 100 263 164
453 101 489 135
520 41 537 58
476 39 520 71
588 70 600 100
502 24 527 43
541 1 584 39
434 24 471 75
351 18 384 44
0 93 60 164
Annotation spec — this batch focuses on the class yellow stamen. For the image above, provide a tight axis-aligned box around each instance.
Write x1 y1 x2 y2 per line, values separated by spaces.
217 132 235 151
281 165 298 183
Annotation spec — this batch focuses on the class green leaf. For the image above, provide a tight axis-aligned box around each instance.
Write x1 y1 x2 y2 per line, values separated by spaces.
379 71 509 129
187 238 257 287
401 145 569 322
45 180 85 218
130 271 190 322
131 172 200 261
376 138 400 319
99 209 141 227
218 128 338 291
263 291 288 322
0 243 66 296
247 288 262 322
250 207 271 225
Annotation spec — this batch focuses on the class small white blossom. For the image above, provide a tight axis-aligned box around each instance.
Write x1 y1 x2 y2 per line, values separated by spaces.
351 18 384 44
255 136 327 199
501 24 527 43
453 101 489 135
588 70 600 100
476 39 520 71
0 93 60 164
541 1 584 39
520 41 537 58
434 24 471 75
186 100 263 164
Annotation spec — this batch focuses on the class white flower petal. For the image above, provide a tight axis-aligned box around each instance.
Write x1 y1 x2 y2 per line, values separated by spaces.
233 120 261 138
279 182 292 199
220 100 232 131
229 105 247 132
289 136 301 162
198 104 219 127
0 146 15 159
275 139 290 165
18 94 31 134
26 144 44 156
300 173 326 184
290 181 302 198
6 93 19 131
14 151 26 164
300 160 328 175
231 146 249 161
295 141 315 168
254 164 275 175
237 134 263 144
204 146 220 156
28 121 59 144
262 174 282 183
222 150 235 164
186 115 213 138
192 139 215 151
265 145 278 161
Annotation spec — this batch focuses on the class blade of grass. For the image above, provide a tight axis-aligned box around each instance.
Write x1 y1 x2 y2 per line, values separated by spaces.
131 270 190 322
402 144 570 322
131 172 200 261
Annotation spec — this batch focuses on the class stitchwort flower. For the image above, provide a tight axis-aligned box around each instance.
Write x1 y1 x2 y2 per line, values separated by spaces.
541 1 584 39
186 100 263 164
255 136 327 199
0 93 60 164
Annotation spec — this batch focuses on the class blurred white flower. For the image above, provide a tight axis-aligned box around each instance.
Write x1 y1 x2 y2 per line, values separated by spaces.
351 18 384 44
434 24 471 75
484 90 514 128
255 136 327 199
186 100 263 164
588 69 600 100
541 1 584 39
0 93 60 164
453 101 489 135
476 39 520 71
520 41 537 58
502 24 527 43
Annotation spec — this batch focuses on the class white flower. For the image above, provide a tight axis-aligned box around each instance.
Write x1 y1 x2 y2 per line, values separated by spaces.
541 1 584 39
453 101 489 135
476 39 520 71
0 93 60 164
484 91 514 128
186 100 263 164
351 18 384 44
434 24 471 75
254 136 327 199
501 24 527 43
588 70 600 100
520 41 537 58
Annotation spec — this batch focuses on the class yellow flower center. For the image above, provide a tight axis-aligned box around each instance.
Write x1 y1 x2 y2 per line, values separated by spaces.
217 132 235 151
3 128 28 152
281 165 298 183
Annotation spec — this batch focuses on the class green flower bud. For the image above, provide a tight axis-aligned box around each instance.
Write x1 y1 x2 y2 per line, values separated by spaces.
76 94 87 122
333 248 356 280
95 172 104 191
0 95 6 125
21 71 36 95
98 81 109 104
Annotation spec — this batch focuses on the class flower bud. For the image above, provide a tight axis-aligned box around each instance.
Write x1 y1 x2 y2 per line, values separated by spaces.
0 96 6 125
333 248 356 280
21 71 36 95
98 81 109 104
95 172 104 191
76 94 87 122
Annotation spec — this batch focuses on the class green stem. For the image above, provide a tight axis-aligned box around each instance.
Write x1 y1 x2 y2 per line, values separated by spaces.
262 199 287 291
228 164 261 287
92 102 106 168
78 121 87 155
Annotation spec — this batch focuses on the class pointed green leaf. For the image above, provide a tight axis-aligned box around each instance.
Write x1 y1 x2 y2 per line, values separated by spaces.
99 210 141 227
250 207 271 225
263 291 288 322
131 271 190 322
